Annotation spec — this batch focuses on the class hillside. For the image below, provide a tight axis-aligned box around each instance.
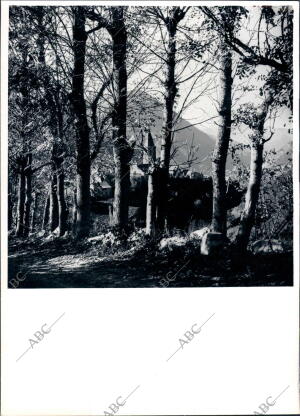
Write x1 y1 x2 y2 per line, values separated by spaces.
129 95 292 174
167 120 292 174
143 114 217 174
133 112 249 174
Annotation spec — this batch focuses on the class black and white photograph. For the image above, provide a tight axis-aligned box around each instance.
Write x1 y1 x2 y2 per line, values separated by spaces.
6 1 295 288
1 1 299 415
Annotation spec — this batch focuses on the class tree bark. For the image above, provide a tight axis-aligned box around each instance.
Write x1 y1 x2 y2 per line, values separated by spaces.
235 143 263 250
37 7 67 236
31 192 39 233
42 191 50 230
84 7 132 230
16 158 26 237
8 181 14 231
235 94 273 250
55 156 67 236
211 42 233 236
49 173 59 232
111 8 131 229
146 167 158 236
23 153 32 237
71 7 90 238
23 173 32 236
72 188 77 234
157 19 178 230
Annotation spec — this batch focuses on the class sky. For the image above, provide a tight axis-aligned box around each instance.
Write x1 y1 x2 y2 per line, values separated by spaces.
127 5 293 140
42 5 293 143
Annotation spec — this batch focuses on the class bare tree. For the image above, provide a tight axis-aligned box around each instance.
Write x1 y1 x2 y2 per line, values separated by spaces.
30 192 39 233
87 7 135 229
149 7 189 229
200 7 245 236
70 7 91 238
49 171 59 232
37 7 69 236
143 130 159 236
15 155 27 237
235 92 274 250
211 40 233 235
110 8 132 227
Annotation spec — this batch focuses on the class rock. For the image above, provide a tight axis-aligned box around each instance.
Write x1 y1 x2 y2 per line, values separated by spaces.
159 236 187 251
200 232 229 255
88 232 118 246
252 239 285 254
88 235 105 243
190 227 210 241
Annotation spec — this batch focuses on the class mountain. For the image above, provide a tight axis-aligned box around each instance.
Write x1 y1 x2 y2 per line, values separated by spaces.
169 122 292 174
159 119 291 174
129 94 292 174
138 113 251 174
144 115 217 174
171 117 251 174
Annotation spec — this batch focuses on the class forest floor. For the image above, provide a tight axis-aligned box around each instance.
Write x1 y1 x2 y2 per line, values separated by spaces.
8 236 293 288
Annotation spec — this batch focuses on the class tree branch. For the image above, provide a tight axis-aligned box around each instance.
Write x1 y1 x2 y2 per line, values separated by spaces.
31 161 53 174
228 37 289 73
85 10 113 34
200 6 290 73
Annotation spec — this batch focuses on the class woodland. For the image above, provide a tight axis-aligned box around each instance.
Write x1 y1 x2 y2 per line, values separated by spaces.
8 5 293 288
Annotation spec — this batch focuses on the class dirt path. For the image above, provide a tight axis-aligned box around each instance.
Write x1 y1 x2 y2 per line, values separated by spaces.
8 246 293 288
7 236 293 288
8 250 163 288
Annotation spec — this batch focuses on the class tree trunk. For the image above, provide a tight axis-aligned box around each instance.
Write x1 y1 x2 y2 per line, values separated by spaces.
37 7 67 236
146 167 158 236
56 158 67 236
42 191 50 230
8 182 14 231
236 143 264 250
16 158 26 237
235 93 273 250
113 157 130 228
111 8 130 229
211 42 232 236
23 153 32 237
31 192 39 233
157 21 177 230
49 173 59 232
71 7 90 238
72 188 77 234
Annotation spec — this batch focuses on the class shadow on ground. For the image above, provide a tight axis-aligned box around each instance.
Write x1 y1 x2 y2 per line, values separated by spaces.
8 238 293 288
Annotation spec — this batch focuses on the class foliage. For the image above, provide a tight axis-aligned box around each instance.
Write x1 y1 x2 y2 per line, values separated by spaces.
8 5 293 258
254 150 293 242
